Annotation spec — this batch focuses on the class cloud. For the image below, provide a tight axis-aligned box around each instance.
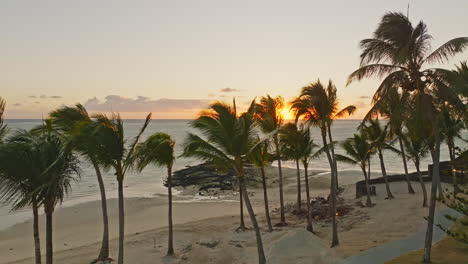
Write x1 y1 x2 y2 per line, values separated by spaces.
353 101 366 108
220 87 239 93
40 95 47 99
49 95 63 99
28 95 37 98
83 95 210 113
358 95 371 99
13 103 21 106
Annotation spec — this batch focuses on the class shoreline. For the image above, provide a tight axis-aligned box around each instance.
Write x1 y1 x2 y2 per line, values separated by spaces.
0 166 444 264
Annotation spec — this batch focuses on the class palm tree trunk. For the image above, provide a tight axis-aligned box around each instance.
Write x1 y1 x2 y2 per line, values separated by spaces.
415 160 428 207
238 179 246 230
398 136 416 194
295 159 301 211
448 143 459 194
167 166 174 256
327 125 339 189
321 131 338 247
361 165 373 207
45 204 54 264
239 170 266 264
423 123 441 263
92 162 110 261
117 178 125 264
274 135 286 225
260 167 273 232
32 200 42 264
303 162 313 232
378 149 394 199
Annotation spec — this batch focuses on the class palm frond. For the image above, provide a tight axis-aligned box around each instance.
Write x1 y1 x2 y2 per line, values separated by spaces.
424 37 468 65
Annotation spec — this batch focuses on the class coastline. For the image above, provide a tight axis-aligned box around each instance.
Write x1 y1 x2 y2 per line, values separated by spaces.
0 166 443 264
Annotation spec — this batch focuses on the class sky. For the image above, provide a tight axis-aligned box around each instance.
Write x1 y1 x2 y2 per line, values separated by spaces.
1 0 467 119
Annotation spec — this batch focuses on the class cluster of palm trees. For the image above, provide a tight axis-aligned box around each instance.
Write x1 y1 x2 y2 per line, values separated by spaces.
0 11 466 264
0 103 176 264
347 12 468 263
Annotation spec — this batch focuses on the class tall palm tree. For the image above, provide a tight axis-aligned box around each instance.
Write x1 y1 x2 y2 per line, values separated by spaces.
361 119 395 199
336 133 374 207
35 133 80 264
279 123 303 211
137 133 176 255
247 138 274 232
297 124 320 232
93 113 151 264
347 12 468 262
182 100 266 264
362 88 416 194
402 127 430 207
255 95 287 225
0 131 44 264
48 104 111 262
291 80 355 247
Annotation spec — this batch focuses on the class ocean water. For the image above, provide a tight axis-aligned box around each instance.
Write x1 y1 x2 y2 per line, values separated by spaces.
0 119 466 230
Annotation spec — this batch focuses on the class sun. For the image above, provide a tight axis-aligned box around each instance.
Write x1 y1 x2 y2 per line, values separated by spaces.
279 107 294 120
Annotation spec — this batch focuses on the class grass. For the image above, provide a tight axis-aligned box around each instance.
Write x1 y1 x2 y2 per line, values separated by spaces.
386 216 468 264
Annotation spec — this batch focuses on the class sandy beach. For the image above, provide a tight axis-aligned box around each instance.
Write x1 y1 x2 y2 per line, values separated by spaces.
0 166 442 264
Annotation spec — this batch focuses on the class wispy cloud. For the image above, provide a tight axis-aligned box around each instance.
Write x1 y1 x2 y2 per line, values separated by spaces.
83 95 210 113
13 103 21 106
220 87 239 93
359 95 371 99
49 95 63 99
353 101 366 108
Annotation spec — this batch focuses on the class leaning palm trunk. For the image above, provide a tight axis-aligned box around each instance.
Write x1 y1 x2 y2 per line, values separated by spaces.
260 167 273 232
360 165 373 207
295 159 301 211
238 180 246 230
321 130 338 247
32 200 42 264
415 160 428 207
117 178 125 264
92 162 110 261
423 125 441 263
327 126 339 189
274 136 286 225
238 168 266 264
378 150 394 199
45 203 54 264
167 166 174 255
398 136 416 194
303 162 313 232
448 143 459 194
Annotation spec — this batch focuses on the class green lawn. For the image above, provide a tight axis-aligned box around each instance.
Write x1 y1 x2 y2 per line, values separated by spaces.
386 217 468 264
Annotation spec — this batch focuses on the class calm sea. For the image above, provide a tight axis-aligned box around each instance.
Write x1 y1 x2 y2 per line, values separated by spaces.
0 119 466 230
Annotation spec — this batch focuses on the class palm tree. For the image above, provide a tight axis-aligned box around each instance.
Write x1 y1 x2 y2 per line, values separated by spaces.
4 130 80 264
440 106 466 194
48 104 111 262
402 128 430 207
93 113 151 264
255 95 287 225
297 124 320 232
362 88 416 194
336 133 374 207
454 61 468 99
347 12 468 262
137 133 176 255
0 131 44 264
361 119 395 199
247 138 274 232
35 133 80 264
291 80 355 247
279 123 303 211
182 100 266 264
